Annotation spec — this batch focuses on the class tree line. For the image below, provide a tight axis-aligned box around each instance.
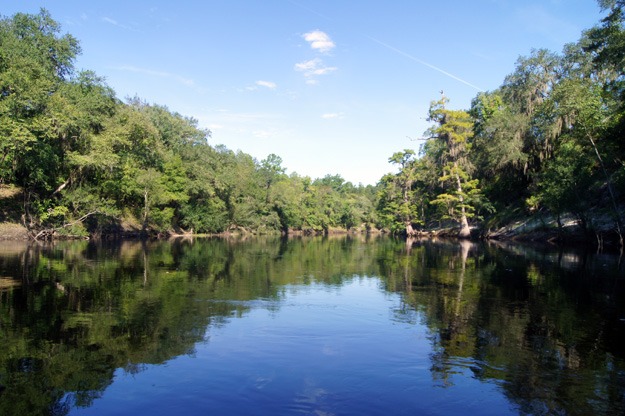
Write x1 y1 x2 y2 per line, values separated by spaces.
378 0 625 246
0 9 377 238
1 2 624 244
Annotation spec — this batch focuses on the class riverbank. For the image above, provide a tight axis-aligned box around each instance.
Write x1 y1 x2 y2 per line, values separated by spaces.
482 209 623 249
0 217 620 247
1 209 621 249
0 222 28 240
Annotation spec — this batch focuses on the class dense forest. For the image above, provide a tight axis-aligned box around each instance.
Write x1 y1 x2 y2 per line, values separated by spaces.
1 2 624 246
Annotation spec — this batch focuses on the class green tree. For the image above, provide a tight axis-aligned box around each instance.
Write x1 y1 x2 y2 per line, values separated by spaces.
271 174 306 232
469 92 529 209
427 96 488 237
549 77 623 242
259 153 286 200
377 150 422 235
0 9 80 224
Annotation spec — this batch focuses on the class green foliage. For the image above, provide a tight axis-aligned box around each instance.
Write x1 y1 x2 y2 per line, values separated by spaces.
430 163 483 221
0 9 80 192
3 4 625 240
534 141 595 222
0 9 382 236
377 0 625 239
426 97 488 232
377 150 424 234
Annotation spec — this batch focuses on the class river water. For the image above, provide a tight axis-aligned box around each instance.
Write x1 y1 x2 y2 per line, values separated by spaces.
0 236 623 415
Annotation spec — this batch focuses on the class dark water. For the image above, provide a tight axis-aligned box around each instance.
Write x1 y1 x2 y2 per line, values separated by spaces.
0 236 623 415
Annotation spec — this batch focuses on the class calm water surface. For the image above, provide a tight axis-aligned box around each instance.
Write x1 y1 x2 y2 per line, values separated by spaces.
0 237 623 415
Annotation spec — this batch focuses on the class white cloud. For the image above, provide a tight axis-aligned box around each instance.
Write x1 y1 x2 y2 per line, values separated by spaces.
256 80 277 89
294 58 337 82
294 59 318 72
303 30 335 53
311 67 336 76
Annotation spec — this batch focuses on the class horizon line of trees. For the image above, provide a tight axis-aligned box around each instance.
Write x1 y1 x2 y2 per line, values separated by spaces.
1 2 624 244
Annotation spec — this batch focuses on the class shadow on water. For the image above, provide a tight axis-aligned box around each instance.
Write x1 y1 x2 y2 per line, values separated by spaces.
0 236 623 415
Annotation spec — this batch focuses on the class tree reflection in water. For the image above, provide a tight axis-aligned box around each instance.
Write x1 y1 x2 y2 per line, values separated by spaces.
0 237 623 415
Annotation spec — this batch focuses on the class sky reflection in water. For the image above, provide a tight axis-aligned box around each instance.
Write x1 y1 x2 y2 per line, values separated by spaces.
73 278 514 416
0 237 622 415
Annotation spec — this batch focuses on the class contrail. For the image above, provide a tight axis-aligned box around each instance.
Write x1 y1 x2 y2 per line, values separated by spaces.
288 0 483 92
365 35 483 91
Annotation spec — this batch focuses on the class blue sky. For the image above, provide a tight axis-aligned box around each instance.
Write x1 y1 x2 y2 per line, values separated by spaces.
2 1 606 185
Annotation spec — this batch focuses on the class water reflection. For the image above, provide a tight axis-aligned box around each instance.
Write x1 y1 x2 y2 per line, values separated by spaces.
0 237 623 415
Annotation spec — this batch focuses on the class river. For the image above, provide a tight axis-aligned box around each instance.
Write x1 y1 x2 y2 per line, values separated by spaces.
0 236 623 415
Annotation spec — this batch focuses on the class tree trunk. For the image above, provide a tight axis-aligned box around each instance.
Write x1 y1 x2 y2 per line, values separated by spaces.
403 178 415 236
405 221 415 236
454 162 471 238
458 212 471 238
143 189 149 231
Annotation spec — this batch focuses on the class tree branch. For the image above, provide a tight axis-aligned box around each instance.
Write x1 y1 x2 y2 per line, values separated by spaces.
30 211 104 241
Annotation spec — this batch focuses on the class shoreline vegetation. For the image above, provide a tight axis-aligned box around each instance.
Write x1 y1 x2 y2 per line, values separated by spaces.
3 177 622 248
1 4 624 250
2 206 623 250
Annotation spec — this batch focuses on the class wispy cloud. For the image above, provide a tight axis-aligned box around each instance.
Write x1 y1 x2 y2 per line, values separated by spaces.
64 13 89 27
294 58 337 84
366 35 482 91
102 16 139 32
321 112 344 120
303 30 335 53
194 109 286 141
113 65 195 86
255 80 277 89
245 80 277 91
